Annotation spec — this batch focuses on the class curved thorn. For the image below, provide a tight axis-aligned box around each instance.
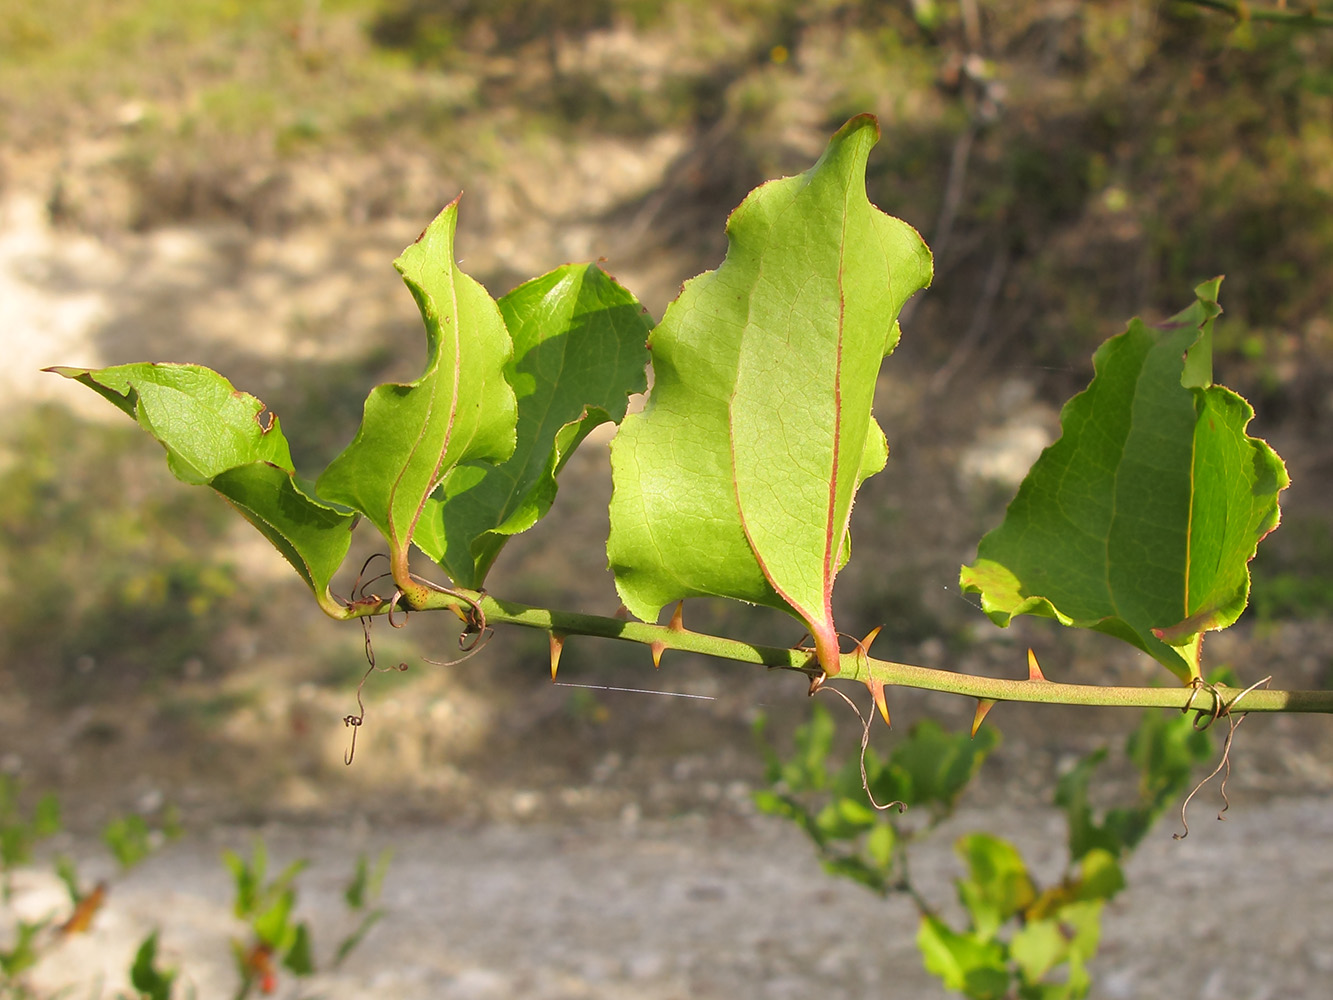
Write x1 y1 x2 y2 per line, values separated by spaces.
972 698 997 738
869 681 890 727
650 640 666 669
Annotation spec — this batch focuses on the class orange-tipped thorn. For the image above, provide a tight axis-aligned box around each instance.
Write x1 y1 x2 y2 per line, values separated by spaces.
653 601 686 668
1027 648 1047 682
549 633 565 680
868 680 891 727
856 625 883 658
971 698 997 738
856 627 888 725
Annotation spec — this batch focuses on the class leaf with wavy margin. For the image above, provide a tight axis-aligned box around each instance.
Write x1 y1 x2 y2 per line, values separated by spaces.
607 114 932 675
413 263 651 588
47 363 355 614
960 279 1288 682
315 197 517 598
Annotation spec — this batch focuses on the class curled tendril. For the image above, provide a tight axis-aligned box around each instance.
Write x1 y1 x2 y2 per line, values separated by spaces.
1174 675 1271 839
343 613 409 765
814 682 906 815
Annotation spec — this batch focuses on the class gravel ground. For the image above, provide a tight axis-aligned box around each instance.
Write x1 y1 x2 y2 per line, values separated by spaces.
13 795 1333 1000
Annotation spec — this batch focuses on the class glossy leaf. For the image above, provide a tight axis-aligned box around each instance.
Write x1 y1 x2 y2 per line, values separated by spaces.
607 113 932 674
316 197 517 593
46 363 356 615
960 280 1288 682
413 263 651 588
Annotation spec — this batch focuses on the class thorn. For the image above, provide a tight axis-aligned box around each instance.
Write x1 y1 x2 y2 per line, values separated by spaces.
652 601 685 669
855 627 888 725
668 601 685 631
972 698 997 738
613 604 630 620
857 625 883 657
1027 648 1047 682
867 680 890 727
549 633 565 680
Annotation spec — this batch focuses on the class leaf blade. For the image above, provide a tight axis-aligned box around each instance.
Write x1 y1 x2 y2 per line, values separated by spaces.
47 363 355 613
960 281 1288 681
608 114 931 673
413 263 651 587
316 198 517 595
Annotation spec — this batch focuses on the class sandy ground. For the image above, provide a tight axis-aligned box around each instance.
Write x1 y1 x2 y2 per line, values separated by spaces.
11 796 1331 1000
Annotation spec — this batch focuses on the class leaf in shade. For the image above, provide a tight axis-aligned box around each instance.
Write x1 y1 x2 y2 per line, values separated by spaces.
607 114 932 675
413 263 652 588
315 197 517 595
960 279 1288 682
47 363 356 615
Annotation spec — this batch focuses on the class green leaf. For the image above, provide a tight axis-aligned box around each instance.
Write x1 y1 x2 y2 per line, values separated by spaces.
955 833 1036 941
1010 917 1068 986
413 263 651 588
865 821 896 869
917 915 1011 1000
821 854 889 893
252 889 296 950
129 930 177 1000
32 794 61 838
283 923 314 976
608 114 932 674
883 719 999 812
334 909 385 966
316 198 517 596
47 363 356 615
960 279 1288 682
103 814 152 870
0 919 46 977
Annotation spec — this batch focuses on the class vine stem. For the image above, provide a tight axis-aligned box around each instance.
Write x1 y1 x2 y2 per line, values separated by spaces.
331 588 1333 715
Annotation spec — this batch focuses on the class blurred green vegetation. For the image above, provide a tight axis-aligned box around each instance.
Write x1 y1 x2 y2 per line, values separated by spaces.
0 407 250 699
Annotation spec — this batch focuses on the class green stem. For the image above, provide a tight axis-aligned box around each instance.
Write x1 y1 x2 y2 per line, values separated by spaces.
341 588 1333 715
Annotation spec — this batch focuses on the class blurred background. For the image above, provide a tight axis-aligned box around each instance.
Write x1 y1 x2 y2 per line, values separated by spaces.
2 1 1333 996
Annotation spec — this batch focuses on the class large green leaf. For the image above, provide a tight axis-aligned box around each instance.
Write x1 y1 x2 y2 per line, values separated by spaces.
607 114 932 675
316 198 517 594
413 264 651 588
47 363 355 614
960 280 1288 682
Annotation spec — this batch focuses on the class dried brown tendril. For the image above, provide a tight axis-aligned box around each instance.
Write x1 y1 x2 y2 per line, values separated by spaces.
1174 675 1271 839
343 612 409 765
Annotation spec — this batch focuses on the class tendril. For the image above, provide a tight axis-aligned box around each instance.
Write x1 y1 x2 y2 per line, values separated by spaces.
1174 676 1270 839
343 613 409 765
